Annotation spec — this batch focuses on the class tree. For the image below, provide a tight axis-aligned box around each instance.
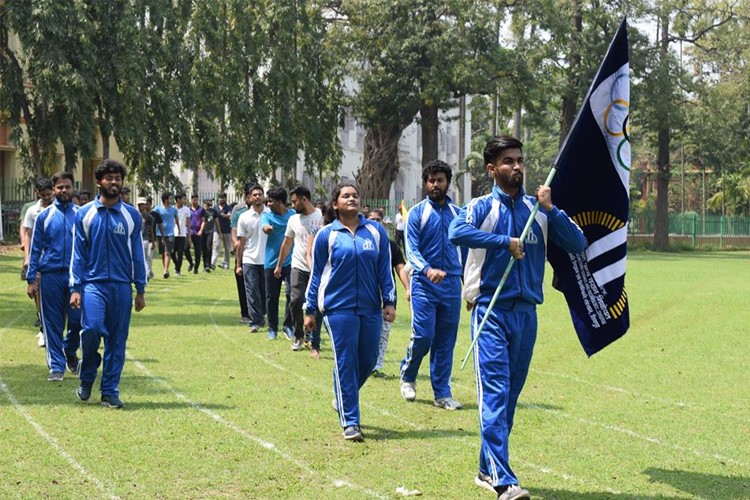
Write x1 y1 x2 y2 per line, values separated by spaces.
0 0 97 177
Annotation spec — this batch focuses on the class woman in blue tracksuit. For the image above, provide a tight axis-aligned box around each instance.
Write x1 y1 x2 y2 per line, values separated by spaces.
304 182 396 442
449 136 586 500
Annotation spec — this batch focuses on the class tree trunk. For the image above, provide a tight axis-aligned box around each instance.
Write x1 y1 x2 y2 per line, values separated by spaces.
63 143 77 173
356 123 403 200
419 101 439 168
559 0 582 143
653 11 671 250
100 127 110 159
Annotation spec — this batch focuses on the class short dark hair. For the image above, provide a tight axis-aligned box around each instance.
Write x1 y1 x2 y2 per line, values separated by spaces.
35 177 53 192
79 190 91 197
94 159 126 181
483 135 524 165
191 193 199 200
219 192 227 199
175 192 186 201
245 184 263 196
422 160 452 184
161 192 173 203
51 171 74 185
121 186 131 194
290 186 311 201
266 187 287 204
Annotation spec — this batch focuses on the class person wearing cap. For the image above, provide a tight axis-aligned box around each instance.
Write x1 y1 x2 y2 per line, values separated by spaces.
137 197 155 280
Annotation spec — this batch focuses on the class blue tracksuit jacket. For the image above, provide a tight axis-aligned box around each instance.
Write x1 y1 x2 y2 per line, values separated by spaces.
449 185 587 309
305 216 395 316
405 196 464 277
70 199 147 295
27 198 78 280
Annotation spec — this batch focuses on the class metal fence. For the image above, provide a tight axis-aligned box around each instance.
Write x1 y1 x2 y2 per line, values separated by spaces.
629 211 750 249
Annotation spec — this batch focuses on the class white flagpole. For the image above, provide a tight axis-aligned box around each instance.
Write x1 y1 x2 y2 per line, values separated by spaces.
459 166 558 370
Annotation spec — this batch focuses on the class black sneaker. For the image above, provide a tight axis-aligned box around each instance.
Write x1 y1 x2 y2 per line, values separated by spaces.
101 395 124 409
342 425 364 442
76 382 92 401
187 263 193 272
163 272 170 279
66 356 81 375
371 369 388 379
205 267 211 273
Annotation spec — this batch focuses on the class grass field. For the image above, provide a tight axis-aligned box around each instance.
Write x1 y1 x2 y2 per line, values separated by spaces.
0 247 748 499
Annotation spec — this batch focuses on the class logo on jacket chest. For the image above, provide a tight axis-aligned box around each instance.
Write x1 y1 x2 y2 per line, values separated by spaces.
114 222 126 235
362 238 375 251
525 230 538 245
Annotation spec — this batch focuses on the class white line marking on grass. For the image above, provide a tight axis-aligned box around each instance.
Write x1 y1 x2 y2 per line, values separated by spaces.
203 300 617 494
128 354 387 498
530 368 693 407
0 314 118 499
519 402 746 468
530 368 750 425
0 378 119 499
453 375 745 468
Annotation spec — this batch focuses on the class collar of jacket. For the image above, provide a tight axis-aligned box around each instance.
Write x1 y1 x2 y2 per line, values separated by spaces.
492 184 526 207
331 213 368 231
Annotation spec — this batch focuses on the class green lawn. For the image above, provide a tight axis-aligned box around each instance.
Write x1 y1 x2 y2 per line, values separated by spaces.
0 248 748 499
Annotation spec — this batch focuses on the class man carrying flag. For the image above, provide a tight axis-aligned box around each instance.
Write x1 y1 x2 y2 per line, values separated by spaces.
449 136 586 499
450 18 630 499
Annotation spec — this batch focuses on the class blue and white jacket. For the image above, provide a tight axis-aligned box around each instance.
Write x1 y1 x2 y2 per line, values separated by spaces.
449 185 586 309
305 215 396 316
405 196 464 279
70 198 147 295
26 198 78 281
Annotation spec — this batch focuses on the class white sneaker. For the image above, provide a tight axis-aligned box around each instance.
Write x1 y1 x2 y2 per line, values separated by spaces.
37 331 45 347
498 484 530 500
400 381 416 401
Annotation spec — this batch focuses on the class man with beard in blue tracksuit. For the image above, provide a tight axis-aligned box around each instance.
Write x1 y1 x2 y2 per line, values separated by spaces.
449 135 586 500
70 160 147 409
26 171 81 381
399 160 464 410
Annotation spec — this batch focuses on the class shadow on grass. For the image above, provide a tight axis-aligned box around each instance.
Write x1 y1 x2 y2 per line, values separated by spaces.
361 424 478 442
644 468 750 499
0 364 233 411
528 487 686 499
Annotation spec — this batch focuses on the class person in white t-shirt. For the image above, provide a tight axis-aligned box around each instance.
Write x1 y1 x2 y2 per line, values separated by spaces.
236 184 270 332
394 209 405 251
174 193 194 276
274 186 324 357
22 178 55 348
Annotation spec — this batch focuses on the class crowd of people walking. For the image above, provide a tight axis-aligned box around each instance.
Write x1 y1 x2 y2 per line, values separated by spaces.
18 136 587 500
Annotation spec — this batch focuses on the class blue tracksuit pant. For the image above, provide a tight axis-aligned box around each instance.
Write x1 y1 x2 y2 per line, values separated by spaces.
472 302 537 488
400 274 461 399
325 312 381 428
39 271 81 373
79 282 133 398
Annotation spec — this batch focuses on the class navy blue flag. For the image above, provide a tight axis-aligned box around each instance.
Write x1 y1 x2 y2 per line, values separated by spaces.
547 18 630 356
